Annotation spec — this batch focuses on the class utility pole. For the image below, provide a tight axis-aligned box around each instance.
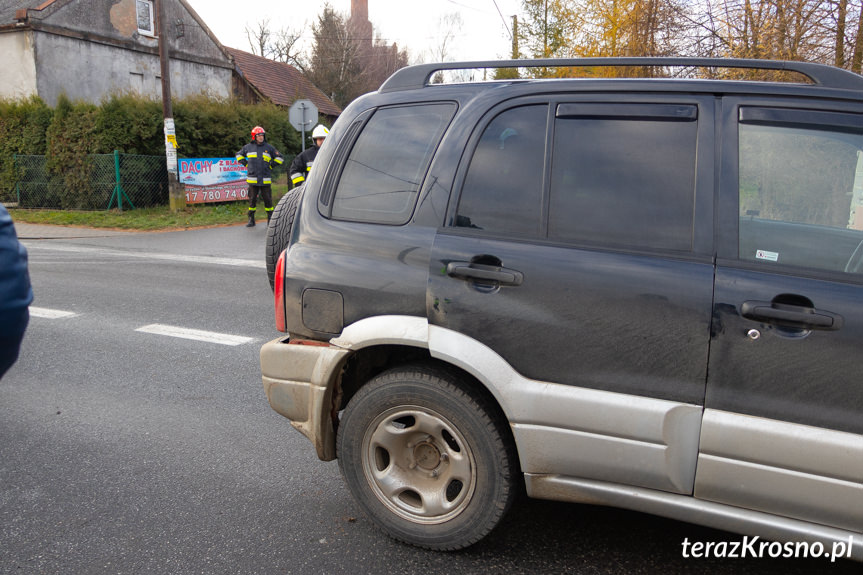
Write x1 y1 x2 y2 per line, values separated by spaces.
156 0 185 211
512 15 518 59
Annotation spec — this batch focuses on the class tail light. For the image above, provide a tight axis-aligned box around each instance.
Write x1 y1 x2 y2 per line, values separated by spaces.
274 251 287 332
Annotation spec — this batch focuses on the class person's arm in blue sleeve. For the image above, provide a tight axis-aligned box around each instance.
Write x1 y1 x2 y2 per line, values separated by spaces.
0 205 33 379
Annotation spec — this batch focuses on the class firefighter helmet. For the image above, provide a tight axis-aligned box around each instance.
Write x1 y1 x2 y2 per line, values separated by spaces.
251 126 266 138
312 125 329 140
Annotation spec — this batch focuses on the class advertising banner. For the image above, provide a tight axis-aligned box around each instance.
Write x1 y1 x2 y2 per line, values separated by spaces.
179 158 247 204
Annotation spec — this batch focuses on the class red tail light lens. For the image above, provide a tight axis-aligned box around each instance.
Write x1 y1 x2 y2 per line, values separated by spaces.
274 252 286 332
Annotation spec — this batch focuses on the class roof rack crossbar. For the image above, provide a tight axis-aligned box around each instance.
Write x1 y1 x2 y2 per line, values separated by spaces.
379 57 863 92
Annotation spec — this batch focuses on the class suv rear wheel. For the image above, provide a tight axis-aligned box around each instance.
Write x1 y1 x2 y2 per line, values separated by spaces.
336 364 517 550
265 186 303 290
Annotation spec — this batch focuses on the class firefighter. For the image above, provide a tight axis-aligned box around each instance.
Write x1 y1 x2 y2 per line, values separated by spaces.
236 126 284 227
289 124 328 188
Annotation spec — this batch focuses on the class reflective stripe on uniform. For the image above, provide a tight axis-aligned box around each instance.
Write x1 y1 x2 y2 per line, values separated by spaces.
291 173 305 185
273 157 284 164
246 152 258 158
249 207 257 211
265 206 274 212
263 153 271 162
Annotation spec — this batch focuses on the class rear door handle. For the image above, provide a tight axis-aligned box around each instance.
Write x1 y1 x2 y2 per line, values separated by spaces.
446 262 523 286
741 301 843 331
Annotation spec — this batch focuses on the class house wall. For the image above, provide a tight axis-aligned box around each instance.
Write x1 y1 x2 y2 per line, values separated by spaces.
0 31 38 101
33 31 232 105
25 0 232 106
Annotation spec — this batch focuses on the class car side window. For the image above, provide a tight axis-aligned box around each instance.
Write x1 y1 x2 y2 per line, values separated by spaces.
738 110 863 274
548 103 698 251
331 103 455 224
455 105 548 236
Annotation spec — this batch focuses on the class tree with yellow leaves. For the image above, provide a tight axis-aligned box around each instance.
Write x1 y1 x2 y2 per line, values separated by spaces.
517 0 688 77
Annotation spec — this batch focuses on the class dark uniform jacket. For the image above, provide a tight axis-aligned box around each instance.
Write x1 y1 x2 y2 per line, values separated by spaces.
0 204 32 379
236 140 284 185
289 145 320 187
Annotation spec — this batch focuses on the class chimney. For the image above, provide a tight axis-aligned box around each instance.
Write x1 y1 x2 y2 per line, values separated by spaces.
351 0 368 24
14 9 29 24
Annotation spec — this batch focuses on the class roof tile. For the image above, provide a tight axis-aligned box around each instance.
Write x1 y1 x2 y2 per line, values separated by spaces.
226 47 341 117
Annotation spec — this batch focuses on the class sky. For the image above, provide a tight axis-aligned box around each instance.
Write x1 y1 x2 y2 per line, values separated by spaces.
183 0 522 63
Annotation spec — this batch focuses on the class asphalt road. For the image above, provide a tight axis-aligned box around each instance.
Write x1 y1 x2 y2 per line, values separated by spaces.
1 222 858 574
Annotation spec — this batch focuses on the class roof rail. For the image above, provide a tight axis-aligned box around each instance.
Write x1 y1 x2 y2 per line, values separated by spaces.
379 57 863 93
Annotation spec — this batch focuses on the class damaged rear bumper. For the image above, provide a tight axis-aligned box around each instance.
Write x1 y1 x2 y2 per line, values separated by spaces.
260 337 351 461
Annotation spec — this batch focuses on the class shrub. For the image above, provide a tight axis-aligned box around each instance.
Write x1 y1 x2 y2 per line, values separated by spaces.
0 96 52 202
0 94 310 206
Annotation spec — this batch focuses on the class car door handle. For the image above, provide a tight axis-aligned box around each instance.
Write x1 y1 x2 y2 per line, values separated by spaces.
446 262 524 286
741 301 843 331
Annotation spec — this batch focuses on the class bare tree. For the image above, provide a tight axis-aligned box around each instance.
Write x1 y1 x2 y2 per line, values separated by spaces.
244 18 305 67
428 13 464 83
270 28 305 68
835 0 849 66
704 0 842 69
245 18 271 57
431 12 464 63
852 3 863 72
505 0 863 76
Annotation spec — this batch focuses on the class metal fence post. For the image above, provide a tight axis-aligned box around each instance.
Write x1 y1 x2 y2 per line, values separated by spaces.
109 150 135 211
14 154 20 205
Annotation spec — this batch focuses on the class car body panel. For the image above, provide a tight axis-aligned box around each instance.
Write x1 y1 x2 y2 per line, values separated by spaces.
694 410 863 532
262 59 863 557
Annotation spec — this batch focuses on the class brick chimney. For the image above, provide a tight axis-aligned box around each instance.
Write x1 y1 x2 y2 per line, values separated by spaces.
349 0 373 50
351 0 368 23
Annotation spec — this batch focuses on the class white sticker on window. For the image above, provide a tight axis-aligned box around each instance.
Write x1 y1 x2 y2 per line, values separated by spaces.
756 249 779 262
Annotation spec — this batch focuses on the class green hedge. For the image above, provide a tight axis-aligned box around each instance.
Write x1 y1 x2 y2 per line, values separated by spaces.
0 94 306 204
0 96 52 203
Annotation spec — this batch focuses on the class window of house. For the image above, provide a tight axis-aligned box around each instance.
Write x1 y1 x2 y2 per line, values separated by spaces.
738 109 863 273
129 72 144 94
136 0 155 36
330 103 455 224
548 103 697 251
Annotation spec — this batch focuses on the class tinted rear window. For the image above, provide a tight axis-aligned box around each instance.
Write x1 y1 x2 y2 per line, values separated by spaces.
331 103 456 224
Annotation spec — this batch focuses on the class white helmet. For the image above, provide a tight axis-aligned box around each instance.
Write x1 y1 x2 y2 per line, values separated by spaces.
312 125 329 140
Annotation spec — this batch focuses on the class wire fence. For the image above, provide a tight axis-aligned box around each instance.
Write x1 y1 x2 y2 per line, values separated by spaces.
13 153 168 210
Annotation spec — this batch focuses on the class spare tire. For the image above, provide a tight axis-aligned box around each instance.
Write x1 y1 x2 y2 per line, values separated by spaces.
265 186 304 291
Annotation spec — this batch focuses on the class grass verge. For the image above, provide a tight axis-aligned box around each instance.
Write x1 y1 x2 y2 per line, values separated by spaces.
8 186 290 231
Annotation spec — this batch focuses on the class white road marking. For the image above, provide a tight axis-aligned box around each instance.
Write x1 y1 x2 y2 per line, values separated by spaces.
135 324 253 346
29 307 79 319
22 243 265 269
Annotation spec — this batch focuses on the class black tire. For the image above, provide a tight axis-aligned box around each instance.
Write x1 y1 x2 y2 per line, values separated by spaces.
336 364 518 550
265 186 303 290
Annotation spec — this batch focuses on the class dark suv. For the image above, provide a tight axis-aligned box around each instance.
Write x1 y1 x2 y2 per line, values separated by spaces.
261 57 863 558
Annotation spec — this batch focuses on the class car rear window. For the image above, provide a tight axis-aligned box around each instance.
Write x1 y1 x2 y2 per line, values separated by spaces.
330 103 456 225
